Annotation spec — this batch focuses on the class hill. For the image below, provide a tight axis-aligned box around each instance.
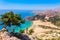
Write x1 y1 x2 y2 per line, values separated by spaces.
25 9 60 40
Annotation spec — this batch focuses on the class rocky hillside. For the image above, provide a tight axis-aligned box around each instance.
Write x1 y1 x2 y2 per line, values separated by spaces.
27 20 60 40
0 28 31 40
25 10 60 27
26 9 60 21
24 9 60 40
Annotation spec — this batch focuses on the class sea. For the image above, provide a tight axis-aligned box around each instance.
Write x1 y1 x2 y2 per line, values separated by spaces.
0 10 35 33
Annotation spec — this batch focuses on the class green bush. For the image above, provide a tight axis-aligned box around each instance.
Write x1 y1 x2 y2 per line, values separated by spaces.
28 29 34 35
20 30 24 33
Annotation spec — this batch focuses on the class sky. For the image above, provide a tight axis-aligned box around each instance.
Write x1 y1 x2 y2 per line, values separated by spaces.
0 0 60 10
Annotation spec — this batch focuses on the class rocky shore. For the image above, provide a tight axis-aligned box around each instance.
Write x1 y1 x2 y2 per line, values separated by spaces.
0 30 20 40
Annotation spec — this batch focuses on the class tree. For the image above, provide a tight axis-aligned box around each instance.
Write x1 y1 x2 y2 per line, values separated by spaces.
0 11 25 32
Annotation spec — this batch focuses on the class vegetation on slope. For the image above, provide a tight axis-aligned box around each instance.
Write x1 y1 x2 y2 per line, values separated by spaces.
49 16 60 27
29 14 60 27
28 29 34 35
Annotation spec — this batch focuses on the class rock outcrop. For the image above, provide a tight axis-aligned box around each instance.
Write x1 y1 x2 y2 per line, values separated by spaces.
0 31 20 40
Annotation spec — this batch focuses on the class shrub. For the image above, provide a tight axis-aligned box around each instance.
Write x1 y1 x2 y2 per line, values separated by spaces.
28 29 34 35
20 30 24 33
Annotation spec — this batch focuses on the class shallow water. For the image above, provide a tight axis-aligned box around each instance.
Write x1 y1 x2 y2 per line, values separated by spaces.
6 21 33 33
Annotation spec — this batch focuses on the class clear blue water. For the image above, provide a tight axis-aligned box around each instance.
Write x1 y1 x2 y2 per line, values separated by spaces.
0 10 35 33
6 21 33 33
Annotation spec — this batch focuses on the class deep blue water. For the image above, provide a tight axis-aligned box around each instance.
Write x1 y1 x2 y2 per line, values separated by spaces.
0 10 35 33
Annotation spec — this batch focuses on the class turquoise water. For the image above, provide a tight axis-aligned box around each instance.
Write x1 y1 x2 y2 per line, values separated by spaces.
0 21 33 33
6 21 33 33
0 10 35 33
